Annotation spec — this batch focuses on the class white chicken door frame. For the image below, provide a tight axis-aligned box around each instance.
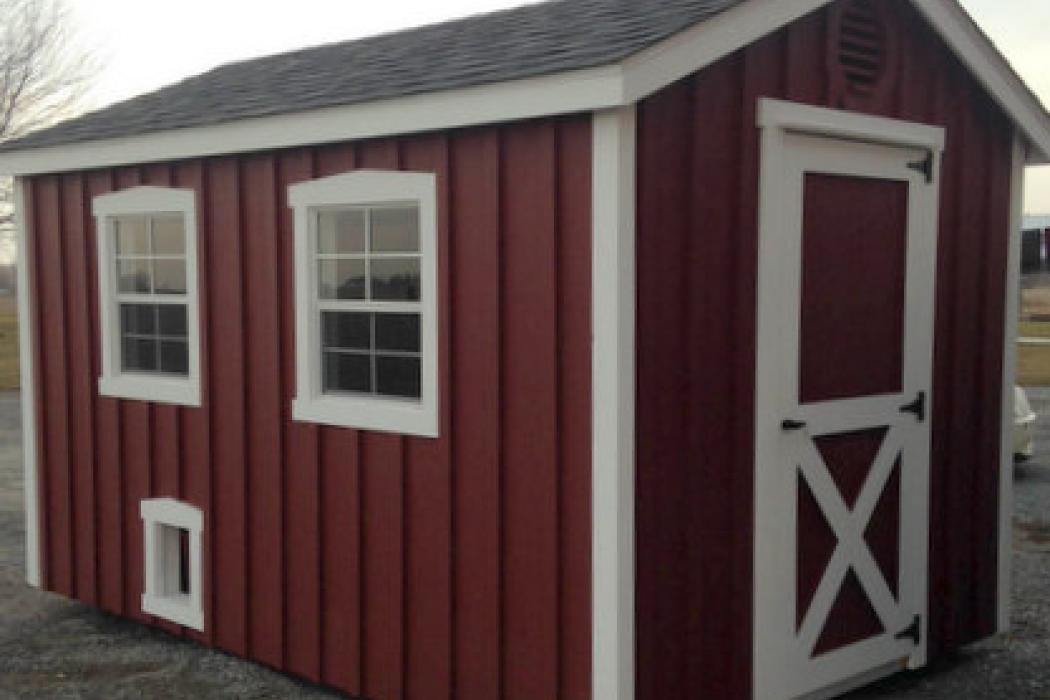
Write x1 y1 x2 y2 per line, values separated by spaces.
753 99 945 700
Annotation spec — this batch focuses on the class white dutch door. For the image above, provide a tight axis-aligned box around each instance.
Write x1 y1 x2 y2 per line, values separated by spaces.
754 100 943 700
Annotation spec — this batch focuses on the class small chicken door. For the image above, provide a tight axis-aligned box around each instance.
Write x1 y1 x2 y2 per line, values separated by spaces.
754 101 943 700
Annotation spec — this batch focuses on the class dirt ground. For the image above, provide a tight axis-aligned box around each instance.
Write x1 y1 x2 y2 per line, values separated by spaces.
0 387 1049 699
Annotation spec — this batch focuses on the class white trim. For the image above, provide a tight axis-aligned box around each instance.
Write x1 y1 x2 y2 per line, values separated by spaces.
92 186 202 407
140 498 204 630
754 102 943 700
591 105 636 700
0 66 625 176
758 98 947 152
14 177 41 588
288 169 439 438
910 0 1050 164
620 0 830 103
0 0 1045 176
998 134 1026 634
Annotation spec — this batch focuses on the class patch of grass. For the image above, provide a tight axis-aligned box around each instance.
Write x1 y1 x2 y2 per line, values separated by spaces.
0 296 18 391
1019 321 1050 339
1018 344 1050 387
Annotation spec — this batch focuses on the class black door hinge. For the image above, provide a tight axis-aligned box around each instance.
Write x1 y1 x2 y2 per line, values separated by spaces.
782 419 807 432
895 615 922 646
900 391 926 422
907 151 935 184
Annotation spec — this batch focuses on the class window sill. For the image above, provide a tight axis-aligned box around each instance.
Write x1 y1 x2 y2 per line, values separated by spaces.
99 374 200 407
293 394 438 438
142 592 203 630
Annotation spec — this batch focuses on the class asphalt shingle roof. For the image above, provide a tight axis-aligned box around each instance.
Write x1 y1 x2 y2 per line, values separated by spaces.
0 0 742 152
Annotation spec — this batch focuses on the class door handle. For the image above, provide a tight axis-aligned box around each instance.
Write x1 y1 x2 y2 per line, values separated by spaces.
782 419 806 432
900 391 926 422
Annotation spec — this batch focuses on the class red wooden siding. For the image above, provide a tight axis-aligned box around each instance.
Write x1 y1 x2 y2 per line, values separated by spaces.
28 115 592 700
635 2 1014 698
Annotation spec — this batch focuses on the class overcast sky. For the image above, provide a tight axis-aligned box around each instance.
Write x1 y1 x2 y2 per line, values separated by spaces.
66 0 1050 213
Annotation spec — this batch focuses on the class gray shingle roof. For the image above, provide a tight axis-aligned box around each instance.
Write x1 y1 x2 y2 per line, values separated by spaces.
0 0 742 152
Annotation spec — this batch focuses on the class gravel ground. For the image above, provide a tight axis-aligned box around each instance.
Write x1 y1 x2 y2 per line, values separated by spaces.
848 386 1050 700
0 392 344 700
0 389 1048 699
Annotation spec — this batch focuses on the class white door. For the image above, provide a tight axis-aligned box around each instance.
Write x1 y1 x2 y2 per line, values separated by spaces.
754 101 943 700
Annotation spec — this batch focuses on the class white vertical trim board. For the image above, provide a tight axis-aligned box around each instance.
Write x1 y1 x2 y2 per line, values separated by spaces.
591 105 637 700
998 134 1026 634
14 177 41 588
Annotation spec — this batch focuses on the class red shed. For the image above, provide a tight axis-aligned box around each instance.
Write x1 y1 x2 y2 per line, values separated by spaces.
2 1 1049 698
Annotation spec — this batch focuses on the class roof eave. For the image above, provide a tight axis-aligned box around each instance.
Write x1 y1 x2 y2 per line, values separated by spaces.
1 0 1048 175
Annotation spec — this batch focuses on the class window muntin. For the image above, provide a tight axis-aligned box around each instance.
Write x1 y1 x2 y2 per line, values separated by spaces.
113 214 190 377
289 170 438 437
93 187 200 407
314 204 422 400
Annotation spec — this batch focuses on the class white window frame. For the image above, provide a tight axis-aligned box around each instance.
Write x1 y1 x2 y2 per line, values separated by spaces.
140 498 204 630
289 169 439 438
93 186 201 406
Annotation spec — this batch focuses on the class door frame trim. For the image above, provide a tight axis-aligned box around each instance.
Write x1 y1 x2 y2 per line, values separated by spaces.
753 99 945 700
757 99 946 153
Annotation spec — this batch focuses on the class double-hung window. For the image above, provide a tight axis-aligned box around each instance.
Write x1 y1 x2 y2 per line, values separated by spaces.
93 187 201 406
289 170 438 437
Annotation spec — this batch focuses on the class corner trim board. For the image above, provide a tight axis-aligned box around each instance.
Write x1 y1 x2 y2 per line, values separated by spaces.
591 105 637 700
998 133 1026 633
14 176 41 587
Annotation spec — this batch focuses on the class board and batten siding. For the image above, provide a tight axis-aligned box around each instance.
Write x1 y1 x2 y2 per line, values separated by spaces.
635 2 1014 698
25 116 593 700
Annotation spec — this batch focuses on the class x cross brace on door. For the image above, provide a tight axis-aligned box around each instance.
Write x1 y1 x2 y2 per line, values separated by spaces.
795 427 905 661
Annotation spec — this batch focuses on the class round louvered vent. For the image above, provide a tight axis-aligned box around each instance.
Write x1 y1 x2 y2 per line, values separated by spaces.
828 0 896 106
838 1 885 93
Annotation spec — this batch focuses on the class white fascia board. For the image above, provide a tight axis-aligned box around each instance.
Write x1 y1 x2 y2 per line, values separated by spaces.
620 0 831 103
0 64 625 176
910 0 1050 164
0 0 1047 174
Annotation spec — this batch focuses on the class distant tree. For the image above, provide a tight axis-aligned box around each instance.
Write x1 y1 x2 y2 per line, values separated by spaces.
0 0 95 266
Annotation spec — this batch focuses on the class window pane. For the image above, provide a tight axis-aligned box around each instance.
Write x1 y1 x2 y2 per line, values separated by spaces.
117 259 152 294
371 206 419 253
322 311 370 351
158 305 188 337
376 355 421 399
122 337 157 372
318 209 366 254
318 259 366 300
371 257 421 301
152 216 186 255
115 216 149 255
323 351 371 393
153 259 187 294
159 340 189 375
375 313 420 353
121 303 156 335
